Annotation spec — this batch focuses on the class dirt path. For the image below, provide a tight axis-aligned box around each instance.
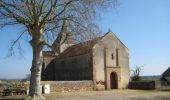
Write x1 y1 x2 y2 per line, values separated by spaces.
0 90 170 100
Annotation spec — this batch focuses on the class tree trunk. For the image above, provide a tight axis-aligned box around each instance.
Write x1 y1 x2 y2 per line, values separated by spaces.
27 30 45 100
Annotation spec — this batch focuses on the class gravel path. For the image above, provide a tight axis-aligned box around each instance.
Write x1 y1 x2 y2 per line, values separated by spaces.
44 90 170 100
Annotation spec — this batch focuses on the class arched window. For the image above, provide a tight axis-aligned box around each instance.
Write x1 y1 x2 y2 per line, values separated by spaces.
111 53 114 60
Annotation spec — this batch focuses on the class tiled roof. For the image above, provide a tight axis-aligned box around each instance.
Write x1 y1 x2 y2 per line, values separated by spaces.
42 51 57 57
43 37 102 59
162 67 170 77
57 37 102 59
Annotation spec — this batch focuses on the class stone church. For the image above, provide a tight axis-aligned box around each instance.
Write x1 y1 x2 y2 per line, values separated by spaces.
41 21 130 90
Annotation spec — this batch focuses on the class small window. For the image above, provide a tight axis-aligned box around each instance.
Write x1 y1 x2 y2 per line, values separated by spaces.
116 49 119 66
111 53 114 60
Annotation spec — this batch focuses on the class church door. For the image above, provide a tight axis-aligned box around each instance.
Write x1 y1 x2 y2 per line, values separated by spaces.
110 72 118 89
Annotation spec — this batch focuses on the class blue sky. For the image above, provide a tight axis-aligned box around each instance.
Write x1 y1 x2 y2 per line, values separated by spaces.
0 0 170 79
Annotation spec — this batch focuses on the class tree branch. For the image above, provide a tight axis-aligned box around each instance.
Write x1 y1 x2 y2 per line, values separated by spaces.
8 29 27 57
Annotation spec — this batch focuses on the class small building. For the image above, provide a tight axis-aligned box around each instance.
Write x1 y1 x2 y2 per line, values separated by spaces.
161 67 170 86
41 21 130 90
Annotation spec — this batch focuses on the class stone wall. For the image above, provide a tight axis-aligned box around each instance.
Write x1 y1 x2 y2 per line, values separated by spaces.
41 81 94 92
92 32 130 90
92 44 105 90
54 54 92 81
43 53 93 81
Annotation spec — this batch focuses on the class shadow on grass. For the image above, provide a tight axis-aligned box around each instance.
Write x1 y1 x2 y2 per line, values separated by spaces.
0 96 25 100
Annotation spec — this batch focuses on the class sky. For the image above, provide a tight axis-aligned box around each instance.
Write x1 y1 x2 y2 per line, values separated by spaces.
0 0 170 79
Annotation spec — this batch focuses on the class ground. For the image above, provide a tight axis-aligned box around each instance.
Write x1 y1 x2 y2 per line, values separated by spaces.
0 90 170 100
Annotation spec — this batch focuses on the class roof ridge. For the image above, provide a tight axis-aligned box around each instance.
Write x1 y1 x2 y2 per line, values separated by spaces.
162 67 170 76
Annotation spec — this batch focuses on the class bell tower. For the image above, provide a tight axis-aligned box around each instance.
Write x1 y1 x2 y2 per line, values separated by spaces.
51 20 76 54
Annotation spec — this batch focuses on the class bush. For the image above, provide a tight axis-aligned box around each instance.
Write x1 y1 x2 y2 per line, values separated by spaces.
129 81 156 90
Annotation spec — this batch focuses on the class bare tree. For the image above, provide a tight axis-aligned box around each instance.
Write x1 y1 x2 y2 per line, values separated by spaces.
131 66 143 81
0 0 117 99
